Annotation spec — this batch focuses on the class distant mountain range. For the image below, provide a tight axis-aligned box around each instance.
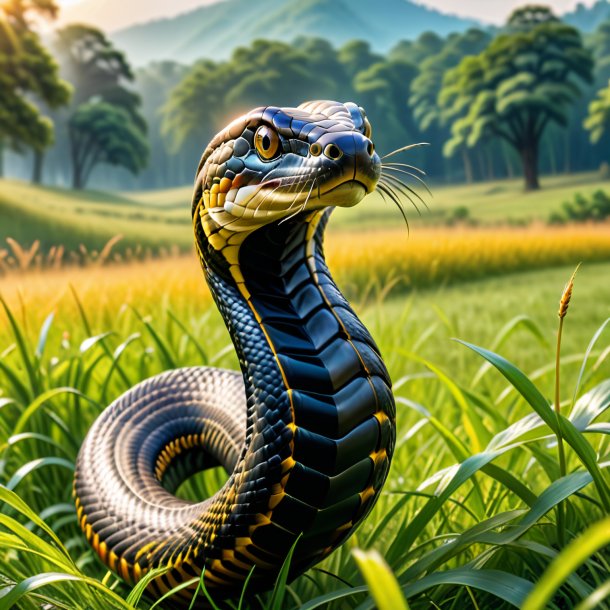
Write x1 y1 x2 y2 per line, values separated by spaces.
110 0 480 67
108 0 610 68
564 0 610 31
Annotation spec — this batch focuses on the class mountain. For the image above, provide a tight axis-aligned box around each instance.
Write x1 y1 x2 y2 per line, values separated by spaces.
109 0 480 67
564 1 610 32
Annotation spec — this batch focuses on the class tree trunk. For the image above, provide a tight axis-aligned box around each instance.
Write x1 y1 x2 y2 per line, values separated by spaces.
462 148 473 184
32 150 44 184
503 143 514 178
520 142 540 191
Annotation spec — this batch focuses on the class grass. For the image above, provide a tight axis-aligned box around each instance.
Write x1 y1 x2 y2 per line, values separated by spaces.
2 258 610 608
2 171 610 254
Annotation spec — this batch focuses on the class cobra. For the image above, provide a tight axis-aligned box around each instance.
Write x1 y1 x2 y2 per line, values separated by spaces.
74 100 396 603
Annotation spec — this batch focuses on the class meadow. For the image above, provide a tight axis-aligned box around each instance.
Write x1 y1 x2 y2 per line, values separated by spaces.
2 171 610 256
2 174 610 608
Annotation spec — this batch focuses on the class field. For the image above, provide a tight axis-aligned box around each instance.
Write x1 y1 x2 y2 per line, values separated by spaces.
2 171 610 255
2 173 610 609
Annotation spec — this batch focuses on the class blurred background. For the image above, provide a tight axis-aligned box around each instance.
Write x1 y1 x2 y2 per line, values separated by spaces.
3 0 610 261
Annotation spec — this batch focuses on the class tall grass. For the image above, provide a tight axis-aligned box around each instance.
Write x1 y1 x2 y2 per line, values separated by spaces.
1 261 610 608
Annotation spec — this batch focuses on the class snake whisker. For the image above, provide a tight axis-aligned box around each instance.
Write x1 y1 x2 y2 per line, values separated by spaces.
382 165 432 197
278 177 310 221
280 178 317 225
382 161 426 176
377 182 410 231
255 182 286 215
381 142 429 160
379 175 421 217
380 173 429 213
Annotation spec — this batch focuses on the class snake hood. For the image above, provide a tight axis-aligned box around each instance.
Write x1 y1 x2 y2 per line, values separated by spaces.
192 101 380 248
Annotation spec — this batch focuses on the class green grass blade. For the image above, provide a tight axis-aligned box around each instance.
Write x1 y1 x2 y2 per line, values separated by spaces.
557 416 610 510
299 585 368 610
125 565 169 605
402 568 534 608
237 566 256 610
572 317 610 406
522 516 610 610
0 295 39 397
132 308 176 370
457 340 557 430
149 577 199 609
268 534 302 610
14 387 99 436
575 579 610 610
35 312 54 360
6 457 75 491
0 486 73 559
353 549 410 610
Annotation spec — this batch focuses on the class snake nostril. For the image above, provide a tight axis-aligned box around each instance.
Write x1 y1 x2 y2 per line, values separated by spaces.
324 143 343 160
310 142 322 157
367 141 375 157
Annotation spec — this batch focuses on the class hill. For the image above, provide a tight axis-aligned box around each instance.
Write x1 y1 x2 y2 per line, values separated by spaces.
109 0 480 66
564 0 610 32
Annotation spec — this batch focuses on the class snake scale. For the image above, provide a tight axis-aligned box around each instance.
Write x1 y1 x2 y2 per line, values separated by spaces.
74 100 396 604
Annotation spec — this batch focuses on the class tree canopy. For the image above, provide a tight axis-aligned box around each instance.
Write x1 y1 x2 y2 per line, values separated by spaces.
69 101 149 189
439 7 593 189
54 24 147 188
0 0 70 159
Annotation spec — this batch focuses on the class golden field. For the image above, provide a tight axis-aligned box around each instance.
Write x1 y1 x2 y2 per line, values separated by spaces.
1 223 609 335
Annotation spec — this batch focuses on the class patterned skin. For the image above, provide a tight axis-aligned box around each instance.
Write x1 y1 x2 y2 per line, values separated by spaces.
74 101 396 605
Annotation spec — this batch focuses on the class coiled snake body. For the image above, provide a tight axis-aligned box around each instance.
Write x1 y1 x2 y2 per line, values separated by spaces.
74 101 396 603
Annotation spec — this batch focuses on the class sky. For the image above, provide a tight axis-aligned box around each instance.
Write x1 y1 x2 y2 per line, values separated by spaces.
55 0 600 32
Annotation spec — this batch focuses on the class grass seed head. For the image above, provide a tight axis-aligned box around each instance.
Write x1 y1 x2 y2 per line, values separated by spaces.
558 263 581 319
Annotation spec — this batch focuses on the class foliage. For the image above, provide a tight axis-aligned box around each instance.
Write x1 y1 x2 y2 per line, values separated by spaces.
549 189 610 224
162 38 419 160
0 0 70 158
585 78 610 144
54 24 148 189
1 264 610 607
68 102 149 190
439 6 593 190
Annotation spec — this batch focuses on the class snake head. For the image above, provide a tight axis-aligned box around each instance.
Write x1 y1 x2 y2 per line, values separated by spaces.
192 101 380 254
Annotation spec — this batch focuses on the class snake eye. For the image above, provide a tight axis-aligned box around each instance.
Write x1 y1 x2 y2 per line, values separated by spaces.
363 117 372 139
254 126 280 160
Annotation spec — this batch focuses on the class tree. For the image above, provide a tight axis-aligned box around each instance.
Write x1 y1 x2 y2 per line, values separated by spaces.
0 0 70 179
54 25 147 188
163 40 339 154
353 59 419 156
68 102 148 189
439 7 593 190
409 29 491 181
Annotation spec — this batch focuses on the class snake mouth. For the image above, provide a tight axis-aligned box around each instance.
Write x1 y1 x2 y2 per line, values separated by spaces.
317 180 370 208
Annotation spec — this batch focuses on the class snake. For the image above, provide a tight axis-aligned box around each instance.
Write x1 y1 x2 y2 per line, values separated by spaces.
74 100 396 605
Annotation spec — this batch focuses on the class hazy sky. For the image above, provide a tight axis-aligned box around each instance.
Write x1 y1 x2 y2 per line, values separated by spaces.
56 0 599 32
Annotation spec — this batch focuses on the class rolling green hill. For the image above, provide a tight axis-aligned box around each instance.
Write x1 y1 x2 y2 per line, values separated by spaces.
110 0 479 66
1 172 609 253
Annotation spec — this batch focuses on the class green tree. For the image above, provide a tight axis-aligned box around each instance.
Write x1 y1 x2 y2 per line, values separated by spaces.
54 24 147 189
439 6 593 190
353 59 419 155
409 28 491 181
584 80 610 146
338 40 382 79
0 0 70 179
163 40 339 154
68 102 149 189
